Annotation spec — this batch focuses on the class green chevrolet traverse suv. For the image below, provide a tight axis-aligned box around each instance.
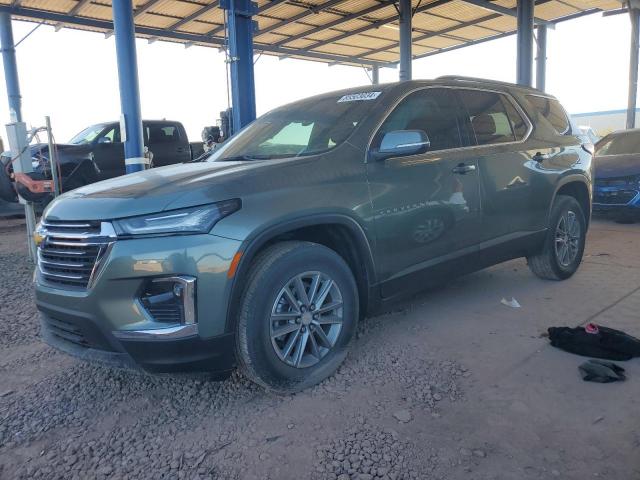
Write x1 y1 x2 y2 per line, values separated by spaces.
35 77 593 392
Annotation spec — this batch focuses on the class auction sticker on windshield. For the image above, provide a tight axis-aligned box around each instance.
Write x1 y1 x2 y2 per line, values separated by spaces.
337 92 382 103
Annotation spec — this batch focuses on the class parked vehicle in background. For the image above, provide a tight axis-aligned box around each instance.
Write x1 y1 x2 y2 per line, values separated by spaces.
0 120 204 207
35 77 593 393
593 128 640 221
578 125 600 144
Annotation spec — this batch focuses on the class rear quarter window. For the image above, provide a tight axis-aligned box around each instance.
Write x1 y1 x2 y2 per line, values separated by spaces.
526 95 570 134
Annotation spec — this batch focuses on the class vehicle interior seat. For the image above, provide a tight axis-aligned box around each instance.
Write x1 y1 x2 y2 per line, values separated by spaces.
471 114 501 144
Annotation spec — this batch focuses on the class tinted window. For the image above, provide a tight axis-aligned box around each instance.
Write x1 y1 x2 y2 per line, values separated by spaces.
374 88 463 151
100 126 121 143
595 130 640 155
147 124 180 145
526 95 570 134
458 90 519 146
503 98 529 140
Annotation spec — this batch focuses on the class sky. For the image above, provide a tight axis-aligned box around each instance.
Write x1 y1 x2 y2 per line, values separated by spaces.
0 11 634 142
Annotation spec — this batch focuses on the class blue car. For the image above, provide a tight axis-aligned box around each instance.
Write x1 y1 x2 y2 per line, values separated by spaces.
593 129 640 220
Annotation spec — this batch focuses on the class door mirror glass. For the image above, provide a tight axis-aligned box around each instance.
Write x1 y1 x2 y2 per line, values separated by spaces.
372 130 430 161
97 136 112 144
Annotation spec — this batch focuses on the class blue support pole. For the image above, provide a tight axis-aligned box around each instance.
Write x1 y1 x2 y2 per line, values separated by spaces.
535 24 547 91
371 65 380 85
0 13 22 122
516 0 534 87
399 0 412 81
627 8 639 129
221 0 257 135
112 0 145 173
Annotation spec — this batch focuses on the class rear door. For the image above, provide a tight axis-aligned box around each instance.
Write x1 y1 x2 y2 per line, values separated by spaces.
456 88 537 242
145 122 190 167
366 87 483 298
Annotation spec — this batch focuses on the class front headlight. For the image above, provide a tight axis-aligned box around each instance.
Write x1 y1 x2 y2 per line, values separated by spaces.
113 199 241 237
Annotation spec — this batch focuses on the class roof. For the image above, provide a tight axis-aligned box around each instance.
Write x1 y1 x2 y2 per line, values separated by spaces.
0 0 624 68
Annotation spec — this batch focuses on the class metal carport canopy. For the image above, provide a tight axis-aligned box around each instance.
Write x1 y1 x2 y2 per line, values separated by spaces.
0 0 624 69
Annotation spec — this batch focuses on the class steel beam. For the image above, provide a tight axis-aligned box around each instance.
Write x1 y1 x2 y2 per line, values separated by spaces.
460 0 554 27
212 0 338 37
399 0 412 81
305 0 451 53
273 2 391 47
0 6 390 68
54 0 92 30
410 7 600 62
628 8 640 129
221 0 257 134
166 1 220 32
0 13 22 121
112 0 146 173
535 24 547 91
516 0 534 86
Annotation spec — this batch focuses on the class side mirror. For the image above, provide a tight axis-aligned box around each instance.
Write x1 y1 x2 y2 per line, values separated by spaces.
97 137 112 144
370 130 430 161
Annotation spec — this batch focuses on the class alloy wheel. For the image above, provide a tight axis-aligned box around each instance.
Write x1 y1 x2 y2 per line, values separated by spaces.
554 210 581 267
270 271 343 368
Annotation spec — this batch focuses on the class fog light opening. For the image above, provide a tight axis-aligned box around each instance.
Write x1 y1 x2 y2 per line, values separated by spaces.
140 276 197 325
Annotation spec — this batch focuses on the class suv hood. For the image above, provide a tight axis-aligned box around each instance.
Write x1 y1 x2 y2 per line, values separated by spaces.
44 160 271 221
595 154 640 179
31 142 93 158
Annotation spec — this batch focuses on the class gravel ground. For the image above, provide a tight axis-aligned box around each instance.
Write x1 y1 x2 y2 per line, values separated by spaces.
2 217 639 480
0 219 469 480
0 220 39 347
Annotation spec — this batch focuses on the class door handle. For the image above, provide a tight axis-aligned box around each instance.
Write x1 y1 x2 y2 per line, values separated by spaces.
452 163 476 175
533 152 550 162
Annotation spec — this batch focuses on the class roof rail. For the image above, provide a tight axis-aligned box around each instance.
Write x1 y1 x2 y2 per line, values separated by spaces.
436 75 541 92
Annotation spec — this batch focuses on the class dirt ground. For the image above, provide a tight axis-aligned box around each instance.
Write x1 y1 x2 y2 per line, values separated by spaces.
0 217 639 480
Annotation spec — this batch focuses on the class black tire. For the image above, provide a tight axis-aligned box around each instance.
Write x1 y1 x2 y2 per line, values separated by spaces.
236 241 359 394
527 195 587 280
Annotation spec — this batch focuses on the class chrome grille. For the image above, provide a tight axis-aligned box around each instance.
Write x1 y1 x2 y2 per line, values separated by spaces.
37 220 116 290
593 190 639 205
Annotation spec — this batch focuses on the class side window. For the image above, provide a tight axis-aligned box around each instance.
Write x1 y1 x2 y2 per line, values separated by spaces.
526 95 570 134
100 126 121 143
147 124 180 145
374 88 463 151
458 90 518 146
503 99 529 140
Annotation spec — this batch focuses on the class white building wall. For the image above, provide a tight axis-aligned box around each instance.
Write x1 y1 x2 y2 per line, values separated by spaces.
571 109 640 136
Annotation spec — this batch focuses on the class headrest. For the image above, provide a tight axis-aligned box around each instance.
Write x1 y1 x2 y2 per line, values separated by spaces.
472 114 496 136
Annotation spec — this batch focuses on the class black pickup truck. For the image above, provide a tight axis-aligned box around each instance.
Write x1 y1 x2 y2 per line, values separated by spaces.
0 120 204 206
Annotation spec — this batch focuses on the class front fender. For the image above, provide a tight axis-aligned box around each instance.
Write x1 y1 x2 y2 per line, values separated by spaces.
221 212 377 333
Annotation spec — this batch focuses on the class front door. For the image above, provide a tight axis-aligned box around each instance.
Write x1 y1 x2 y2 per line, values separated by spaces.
366 87 482 298
91 124 125 180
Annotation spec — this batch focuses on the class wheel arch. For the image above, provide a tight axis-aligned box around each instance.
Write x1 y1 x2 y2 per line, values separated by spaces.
224 214 377 333
552 175 592 228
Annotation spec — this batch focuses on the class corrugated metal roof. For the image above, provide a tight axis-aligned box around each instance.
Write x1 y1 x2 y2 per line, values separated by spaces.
0 0 622 68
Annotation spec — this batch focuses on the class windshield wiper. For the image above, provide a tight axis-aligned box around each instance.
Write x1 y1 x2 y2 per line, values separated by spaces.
220 154 295 161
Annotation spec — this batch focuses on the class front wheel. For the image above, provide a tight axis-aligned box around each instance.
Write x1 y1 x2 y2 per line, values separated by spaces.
236 241 359 393
527 194 587 280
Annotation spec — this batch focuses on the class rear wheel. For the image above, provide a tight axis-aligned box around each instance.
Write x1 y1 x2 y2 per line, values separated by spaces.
527 195 586 280
236 241 358 393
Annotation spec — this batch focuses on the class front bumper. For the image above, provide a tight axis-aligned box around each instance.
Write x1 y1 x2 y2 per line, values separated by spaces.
593 183 640 215
35 232 241 374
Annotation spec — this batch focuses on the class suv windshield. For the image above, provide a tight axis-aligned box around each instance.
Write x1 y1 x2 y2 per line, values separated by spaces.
210 92 381 161
596 130 640 156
